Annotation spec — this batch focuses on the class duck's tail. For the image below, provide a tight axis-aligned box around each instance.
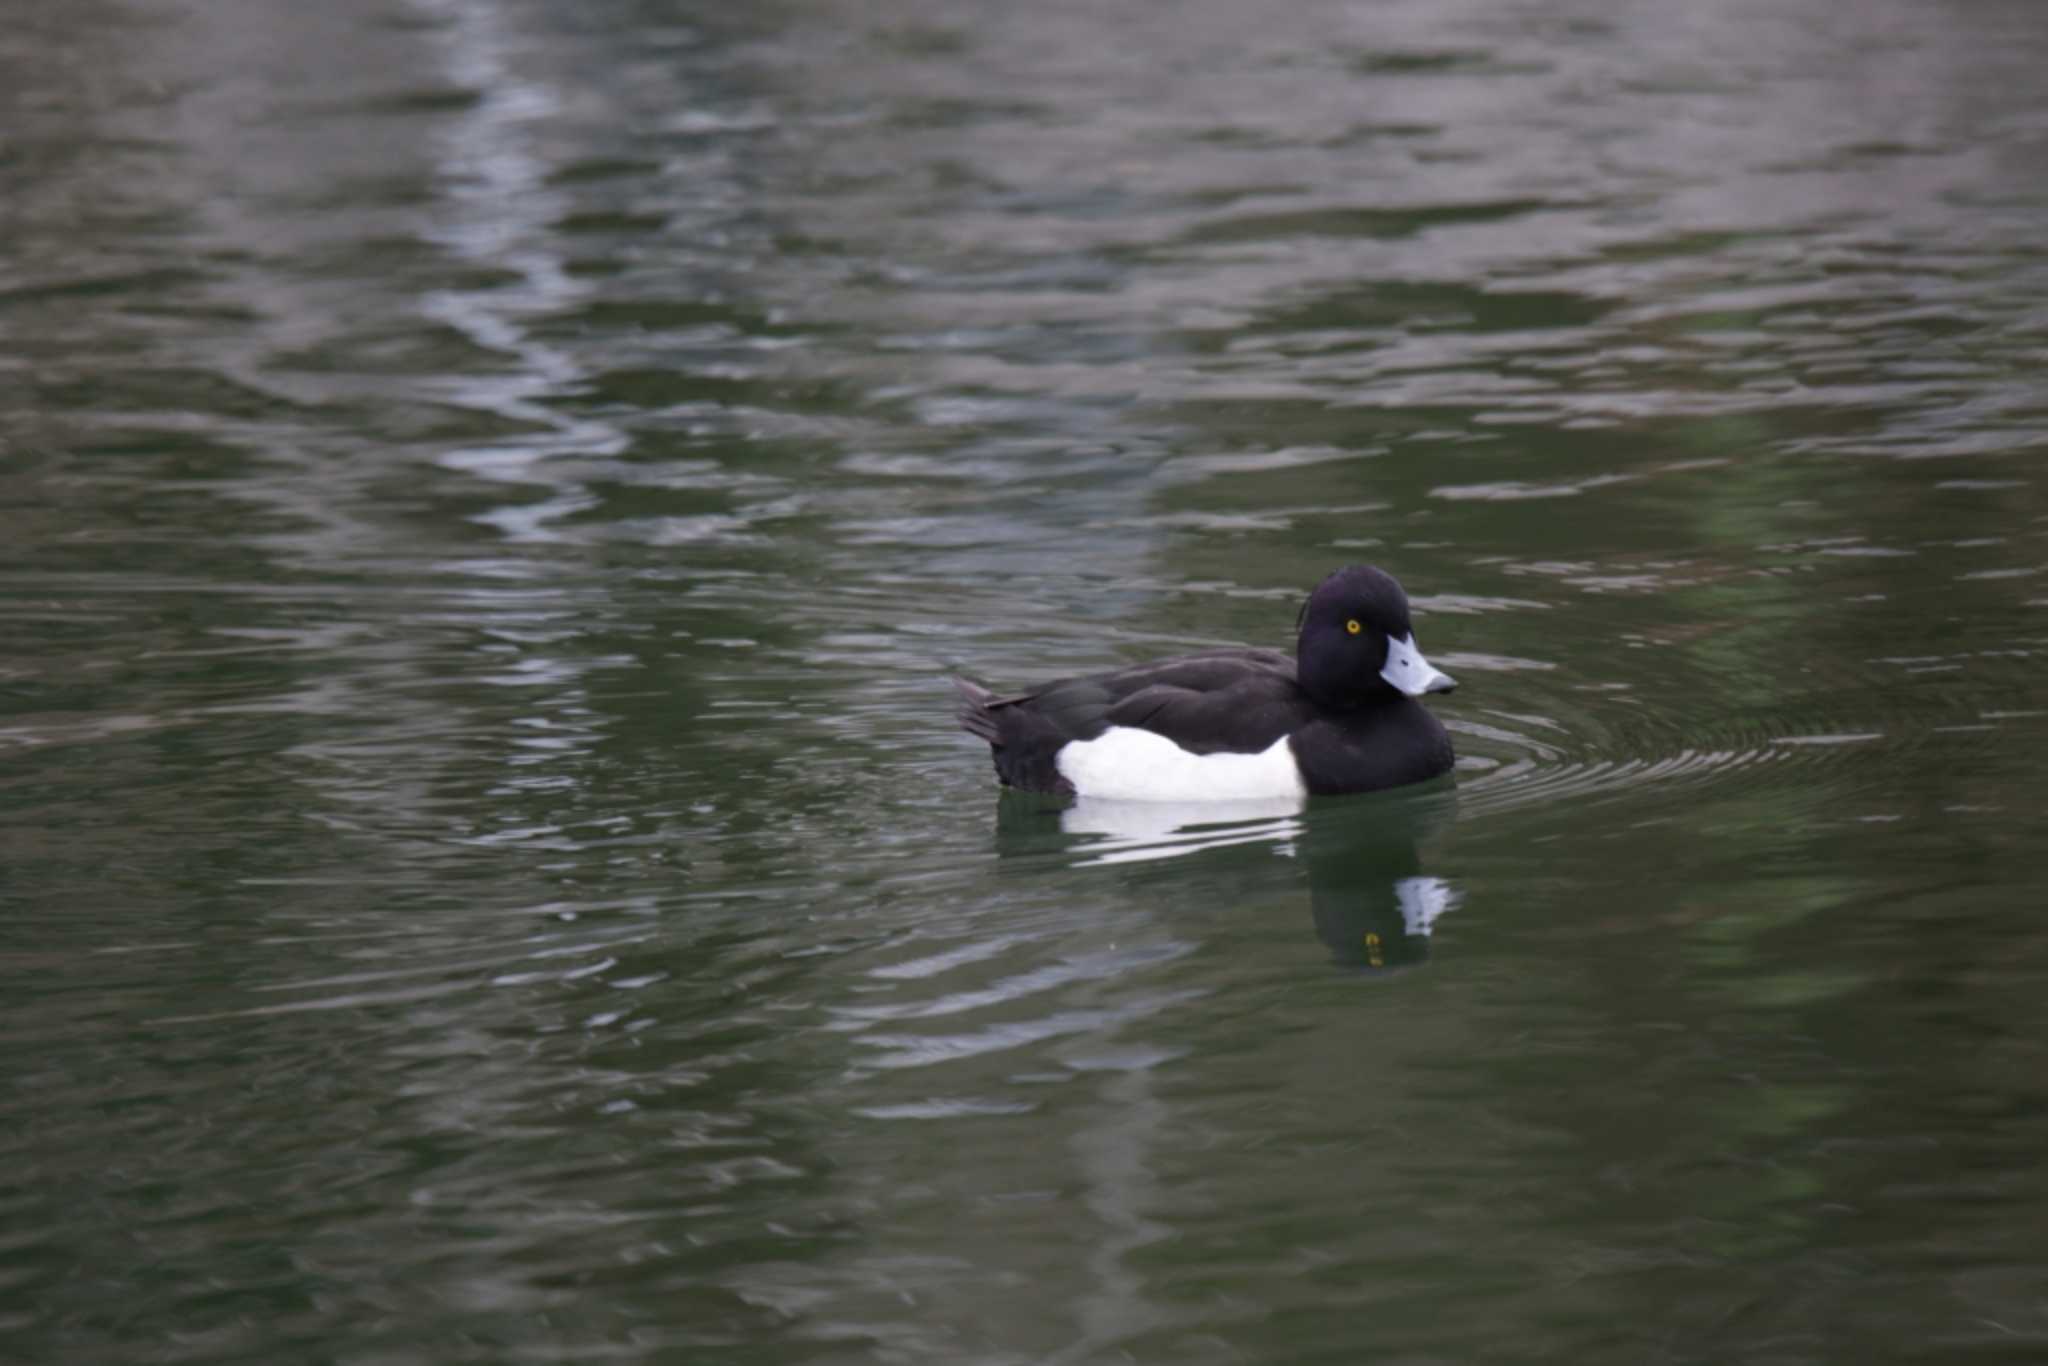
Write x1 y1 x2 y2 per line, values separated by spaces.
951 676 1003 744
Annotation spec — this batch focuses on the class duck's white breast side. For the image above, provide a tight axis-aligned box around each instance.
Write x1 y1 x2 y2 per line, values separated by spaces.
1053 727 1307 802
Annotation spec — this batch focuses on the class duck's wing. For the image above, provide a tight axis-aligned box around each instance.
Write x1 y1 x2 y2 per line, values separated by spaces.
1101 672 1314 756
1016 649 1307 752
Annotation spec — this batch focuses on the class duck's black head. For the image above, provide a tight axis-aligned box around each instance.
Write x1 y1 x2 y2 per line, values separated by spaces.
1294 565 1457 707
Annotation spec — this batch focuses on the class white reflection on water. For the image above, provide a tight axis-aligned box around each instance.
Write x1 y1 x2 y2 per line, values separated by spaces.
1394 874 1458 938
1061 794 1305 866
416 0 627 519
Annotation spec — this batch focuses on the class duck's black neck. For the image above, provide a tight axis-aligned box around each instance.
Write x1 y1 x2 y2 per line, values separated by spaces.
1296 662 1401 712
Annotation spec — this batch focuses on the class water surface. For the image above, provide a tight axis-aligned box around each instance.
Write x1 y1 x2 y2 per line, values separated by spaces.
6 1 2048 1361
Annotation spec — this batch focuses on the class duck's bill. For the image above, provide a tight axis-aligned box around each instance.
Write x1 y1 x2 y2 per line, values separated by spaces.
1382 633 1457 696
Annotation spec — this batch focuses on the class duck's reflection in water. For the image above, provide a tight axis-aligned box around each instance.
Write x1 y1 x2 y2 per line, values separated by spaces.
1298 790 1459 972
991 784 1461 973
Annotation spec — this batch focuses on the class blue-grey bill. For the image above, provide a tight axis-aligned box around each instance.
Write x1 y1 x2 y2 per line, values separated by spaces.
1381 633 1457 696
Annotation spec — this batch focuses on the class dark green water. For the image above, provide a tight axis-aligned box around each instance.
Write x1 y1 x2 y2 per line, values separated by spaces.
6 2 2048 1361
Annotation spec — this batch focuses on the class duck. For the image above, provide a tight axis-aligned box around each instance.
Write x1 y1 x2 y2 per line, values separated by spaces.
953 564 1457 800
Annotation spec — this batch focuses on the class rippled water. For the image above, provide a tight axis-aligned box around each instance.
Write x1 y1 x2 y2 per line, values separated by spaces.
7 1 2048 1361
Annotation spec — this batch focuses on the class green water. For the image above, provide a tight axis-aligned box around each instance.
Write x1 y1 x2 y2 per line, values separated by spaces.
6 2 2048 1362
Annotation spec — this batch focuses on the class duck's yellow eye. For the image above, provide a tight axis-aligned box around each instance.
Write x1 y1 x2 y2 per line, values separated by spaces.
1345 618 1362 636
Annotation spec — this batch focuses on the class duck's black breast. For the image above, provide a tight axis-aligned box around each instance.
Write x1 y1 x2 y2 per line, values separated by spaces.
1286 700 1454 796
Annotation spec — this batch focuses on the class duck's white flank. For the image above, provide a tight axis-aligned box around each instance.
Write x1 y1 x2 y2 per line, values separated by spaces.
1053 727 1307 802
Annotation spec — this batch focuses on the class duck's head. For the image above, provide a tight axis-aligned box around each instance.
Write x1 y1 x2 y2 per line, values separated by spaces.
1295 565 1457 706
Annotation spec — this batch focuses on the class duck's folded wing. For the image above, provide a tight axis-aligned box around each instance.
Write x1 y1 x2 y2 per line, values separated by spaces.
1104 677 1311 756
988 649 1301 746
1119 649 1293 691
